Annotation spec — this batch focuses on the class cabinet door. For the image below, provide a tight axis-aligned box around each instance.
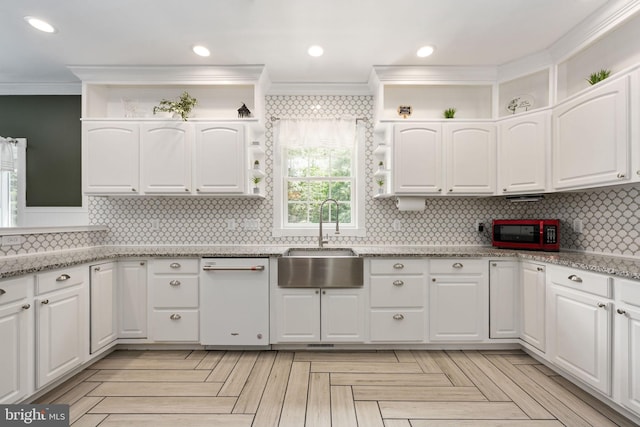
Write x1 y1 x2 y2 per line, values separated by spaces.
117 261 147 339
429 274 488 341
0 302 31 404
547 284 611 395
82 121 140 194
140 122 192 194
489 261 520 339
273 289 320 342
617 304 640 414
552 75 630 190
36 285 87 388
194 123 246 194
393 124 443 194
444 123 496 194
521 262 546 351
90 263 117 353
498 111 549 194
321 289 365 342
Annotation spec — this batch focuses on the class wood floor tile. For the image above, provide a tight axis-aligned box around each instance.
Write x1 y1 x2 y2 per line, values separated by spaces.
463 350 554 420
90 369 210 382
98 414 253 427
331 372 452 387
410 421 565 426
331 386 358 427
393 350 416 363
383 421 411 427
411 350 443 374
446 350 510 401
218 351 259 397
89 396 236 414
534 363 559 376
88 382 222 397
35 370 99 403
195 351 225 370
502 354 541 364
233 351 277 414
480 349 525 355
279 362 311 427
306 373 331 427
253 351 294 426
89 359 200 370
294 351 397 362
206 351 242 382
379 401 529 419
431 350 474 386
69 396 104 424
186 350 208 361
70 413 107 427
354 401 384 427
54 382 101 405
353 385 486 401
311 361 422 374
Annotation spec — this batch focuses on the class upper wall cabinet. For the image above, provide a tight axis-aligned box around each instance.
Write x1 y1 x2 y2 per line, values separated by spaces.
393 123 443 195
194 124 246 194
141 122 192 194
444 123 496 195
552 74 630 191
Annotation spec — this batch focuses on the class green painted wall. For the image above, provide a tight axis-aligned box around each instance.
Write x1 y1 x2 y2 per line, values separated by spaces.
0 95 81 207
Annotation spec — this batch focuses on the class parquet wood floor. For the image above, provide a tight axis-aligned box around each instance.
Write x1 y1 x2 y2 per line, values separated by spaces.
35 349 638 427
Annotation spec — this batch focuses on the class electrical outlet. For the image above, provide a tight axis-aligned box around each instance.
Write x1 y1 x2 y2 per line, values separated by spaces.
475 221 485 233
1 235 26 246
573 218 583 233
392 219 402 231
150 219 160 231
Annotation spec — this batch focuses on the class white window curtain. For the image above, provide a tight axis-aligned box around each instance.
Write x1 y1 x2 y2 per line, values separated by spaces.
276 118 357 149
0 137 16 172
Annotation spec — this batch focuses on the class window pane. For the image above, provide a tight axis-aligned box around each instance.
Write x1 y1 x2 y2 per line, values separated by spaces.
331 149 352 177
287 180 307 201
330 181 351 202
287 148 308 177
288 202 309 223
308 148 330 177
309 181 330 202
338 202 352 223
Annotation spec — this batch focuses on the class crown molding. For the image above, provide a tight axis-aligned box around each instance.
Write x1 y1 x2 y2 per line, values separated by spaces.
497 50 553 83
0 83 81 95
370 65 498 84
267 82 372 95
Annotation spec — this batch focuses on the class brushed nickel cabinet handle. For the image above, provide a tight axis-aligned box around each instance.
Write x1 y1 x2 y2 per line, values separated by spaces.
491 263 497 267
132 188 136 192
170 314 181 320
41 299 49 305
597 303 607 309
140 262 145 266
170 263 181 269
537 267 544 272
393 263 404 269
94 267 101 272
617 173 625 179
452 262 463 269
393 314 404 320
185 188 190 192
56 274 71 282
393 280 404 287
568 274 582 283
169 280 181 286
22 304 31 310
0 289 5 295
617 308 627 315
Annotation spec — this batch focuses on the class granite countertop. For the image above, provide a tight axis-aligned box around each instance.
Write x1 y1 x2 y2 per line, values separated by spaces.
0 244 639 281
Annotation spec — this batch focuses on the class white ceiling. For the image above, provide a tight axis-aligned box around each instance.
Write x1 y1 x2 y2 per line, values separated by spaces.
1 0 612 85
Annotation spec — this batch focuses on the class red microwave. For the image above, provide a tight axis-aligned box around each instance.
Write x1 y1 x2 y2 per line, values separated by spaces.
492 219 560 251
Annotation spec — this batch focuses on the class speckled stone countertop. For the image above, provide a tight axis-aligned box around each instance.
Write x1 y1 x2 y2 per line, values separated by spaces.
1 245 639 281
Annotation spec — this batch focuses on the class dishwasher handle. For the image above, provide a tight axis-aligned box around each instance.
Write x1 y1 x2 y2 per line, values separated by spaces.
202 265 265 271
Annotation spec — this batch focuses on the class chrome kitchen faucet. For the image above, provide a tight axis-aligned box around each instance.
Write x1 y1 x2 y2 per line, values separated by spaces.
319 198 340 248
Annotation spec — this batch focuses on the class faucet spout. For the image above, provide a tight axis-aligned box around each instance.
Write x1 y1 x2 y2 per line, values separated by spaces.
319 198 340 248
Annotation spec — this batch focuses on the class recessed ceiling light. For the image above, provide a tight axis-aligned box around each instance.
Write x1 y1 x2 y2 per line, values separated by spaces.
308 45 324 57
192 45 211 57
24 16 56 33
417 45 435 58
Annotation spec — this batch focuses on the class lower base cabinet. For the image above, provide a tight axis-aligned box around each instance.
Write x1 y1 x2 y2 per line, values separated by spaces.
90 262 117 353
521 262 546 351
117 261 147 339
615 279 640 415
489 260 520 338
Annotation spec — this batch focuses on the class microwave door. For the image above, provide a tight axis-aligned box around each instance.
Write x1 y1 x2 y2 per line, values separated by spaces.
498 224 539 243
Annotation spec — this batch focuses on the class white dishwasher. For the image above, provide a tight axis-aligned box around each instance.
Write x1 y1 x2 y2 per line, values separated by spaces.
200 258 269 346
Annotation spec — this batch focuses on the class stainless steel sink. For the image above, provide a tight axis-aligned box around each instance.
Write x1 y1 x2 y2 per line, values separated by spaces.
278 248 363 288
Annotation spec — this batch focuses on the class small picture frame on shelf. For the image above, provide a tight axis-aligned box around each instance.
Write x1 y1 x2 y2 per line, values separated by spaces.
397 105 412 119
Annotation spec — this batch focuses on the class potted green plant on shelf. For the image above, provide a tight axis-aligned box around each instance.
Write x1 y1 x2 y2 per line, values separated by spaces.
586 69 611 85
443 107 456 119
153 91 197 120
252 176 262 194
378 160 384 171
254 160 260 170
376 179 385 194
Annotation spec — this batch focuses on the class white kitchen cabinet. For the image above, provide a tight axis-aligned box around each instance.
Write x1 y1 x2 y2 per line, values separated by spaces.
552 74 630 190
429 259 488 341
520 261 546 352
547 266 612 395
140 122 192 194
148 259 199 342
489 260 520 339
321 288 365 342
0 276 33 404
443 123 496 194
36 267 88 389
194 123 246 194
82 121 140 194
498 111 549 194
90 262 117 353
117 260 147 339
393 123 443 194
615 278 640 415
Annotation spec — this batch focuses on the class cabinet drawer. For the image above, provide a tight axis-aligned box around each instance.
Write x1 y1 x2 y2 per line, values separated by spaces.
37 266 87 295
151 310 199 341
547 266 611 298
430 259 486 275
370 277 425 308
151 276 198 308
151 259 199 274
617 278 640 307
370 310 425 342
0 276 32 305
370 258 425 275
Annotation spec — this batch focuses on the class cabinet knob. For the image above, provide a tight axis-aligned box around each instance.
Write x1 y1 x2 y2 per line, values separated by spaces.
140 262 145 266
617 173 625 179
170 314 181 320
437 188 442 192
568 274 582 283
0 288 5 295
257 333 263 339
617 308 627 315
637 170 640 176
315 290 319 294
41 299 49 305
393 280 404 286
491 263 497 267
322 290 326 295
452 262 463 269
22 303 31 310
449 188 453 192
170 263 181 269
196 188 201 192
94 267 101 272
56 274 71 282
185 188 190 192
169 280 181 286
537 267 544 272
393 314 405 320
393 263 404 269
132 188 136 192
503 188 507 192
432 278 436 282
597 303 607 309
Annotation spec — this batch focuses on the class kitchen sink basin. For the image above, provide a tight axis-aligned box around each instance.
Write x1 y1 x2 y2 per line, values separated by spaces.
278 248 363 288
